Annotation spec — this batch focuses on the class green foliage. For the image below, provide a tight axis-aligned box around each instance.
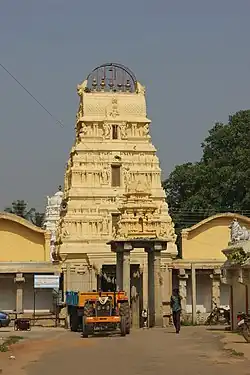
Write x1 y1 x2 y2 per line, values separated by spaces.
227 249 249 265
0 336 23 352
164 110 250 231
224 348 244 357
4 200 44 228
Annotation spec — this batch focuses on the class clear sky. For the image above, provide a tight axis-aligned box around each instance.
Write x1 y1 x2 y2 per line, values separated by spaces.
0 0 250 211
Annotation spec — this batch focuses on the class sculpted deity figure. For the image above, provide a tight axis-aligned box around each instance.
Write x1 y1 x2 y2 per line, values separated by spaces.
102 215 109 234
76 101 83 120
136 81 146 95
143 123 149 137
79 123 87 136
101 167 110 184
123 166 130 187
229 218 250 242
112 225 118 238
77 80 87 96
103 123 111 139
109 98 119 118
46 196 52 208
120 122 127 139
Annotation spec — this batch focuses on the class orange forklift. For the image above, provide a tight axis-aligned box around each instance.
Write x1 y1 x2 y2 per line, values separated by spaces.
66 289 130 337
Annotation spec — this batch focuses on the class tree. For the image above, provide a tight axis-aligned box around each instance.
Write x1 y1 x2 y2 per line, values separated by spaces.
163 110 250 251
4 200 44 228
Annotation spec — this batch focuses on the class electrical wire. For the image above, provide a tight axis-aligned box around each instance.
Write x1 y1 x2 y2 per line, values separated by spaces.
0 61 94 152
0 62 63 127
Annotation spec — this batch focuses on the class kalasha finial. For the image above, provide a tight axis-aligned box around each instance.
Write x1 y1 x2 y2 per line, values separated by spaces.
101 78 105 91
92 77 97 90
109 81 114 91
126 79 131 92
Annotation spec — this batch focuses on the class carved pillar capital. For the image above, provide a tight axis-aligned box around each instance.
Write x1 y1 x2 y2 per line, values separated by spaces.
178 268 188 279
210 268 222 280
14 273 25 283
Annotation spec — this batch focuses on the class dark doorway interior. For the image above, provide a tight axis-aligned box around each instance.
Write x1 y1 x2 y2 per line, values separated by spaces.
100 265 116 292
99 264 143 327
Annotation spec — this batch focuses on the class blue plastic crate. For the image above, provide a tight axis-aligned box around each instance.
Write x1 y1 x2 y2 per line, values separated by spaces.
66 291 79 306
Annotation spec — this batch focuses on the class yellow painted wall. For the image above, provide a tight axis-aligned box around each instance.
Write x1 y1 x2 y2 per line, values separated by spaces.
0 214 50 262
182 214 250 261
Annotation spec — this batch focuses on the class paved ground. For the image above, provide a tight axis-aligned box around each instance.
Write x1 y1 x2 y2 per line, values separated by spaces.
2 326 250 375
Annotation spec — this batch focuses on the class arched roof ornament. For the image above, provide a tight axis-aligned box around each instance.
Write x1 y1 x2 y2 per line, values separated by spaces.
181 212 250 238
86 63 137 93
0 212 46 234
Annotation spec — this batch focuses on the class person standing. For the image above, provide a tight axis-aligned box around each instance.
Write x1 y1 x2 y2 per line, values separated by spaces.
141 309 148 328
170 288 182 334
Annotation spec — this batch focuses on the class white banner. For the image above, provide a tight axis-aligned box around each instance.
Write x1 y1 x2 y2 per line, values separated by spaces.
34 275 60 289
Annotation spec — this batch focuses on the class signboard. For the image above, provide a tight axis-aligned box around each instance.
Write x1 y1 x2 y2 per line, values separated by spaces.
34 275 60 289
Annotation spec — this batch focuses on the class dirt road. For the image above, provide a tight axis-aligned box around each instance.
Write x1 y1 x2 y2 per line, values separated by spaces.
2 326 250 375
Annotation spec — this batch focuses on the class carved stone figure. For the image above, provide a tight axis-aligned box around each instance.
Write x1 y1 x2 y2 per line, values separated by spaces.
63 228 70 237
76 101 83 120
77 80 87 96
102 216 109 234
80 123 87 136
103 123 111 139
120 122 127 139
229 219 250 242
109 97 119 118
143 123 149 137
123 166 130 187
159 223 168 238
101 167 110 184
136 81 146 95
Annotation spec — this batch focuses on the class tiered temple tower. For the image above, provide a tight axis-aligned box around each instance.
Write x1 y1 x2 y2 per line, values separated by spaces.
57 63 177 304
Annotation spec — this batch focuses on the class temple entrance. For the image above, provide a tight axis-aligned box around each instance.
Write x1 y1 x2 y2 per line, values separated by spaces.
99 264 143 328
100 265 116 292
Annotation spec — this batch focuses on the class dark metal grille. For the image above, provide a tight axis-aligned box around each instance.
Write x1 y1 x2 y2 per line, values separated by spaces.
87 62 137 93
95 301 112 317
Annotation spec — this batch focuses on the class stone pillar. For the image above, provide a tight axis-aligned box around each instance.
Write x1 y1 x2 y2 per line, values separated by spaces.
154 251 163 327
178 269 188 313
142 261 148 310
66 263 71 292
116 252 123 291
191 263 197 325
88 266 97 291
147 248 163 327
147 250 154 327
210 268 221 308
162 265 172 327
14 273 25 313
123 251 131 301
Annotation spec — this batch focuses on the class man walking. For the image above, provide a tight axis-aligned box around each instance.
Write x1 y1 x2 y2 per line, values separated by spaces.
170 288 182 334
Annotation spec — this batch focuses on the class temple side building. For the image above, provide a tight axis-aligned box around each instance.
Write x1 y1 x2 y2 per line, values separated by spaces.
0 212 60 313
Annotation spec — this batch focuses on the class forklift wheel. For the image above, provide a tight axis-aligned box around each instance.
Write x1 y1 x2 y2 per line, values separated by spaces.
82 316 89 338
120 315 127 337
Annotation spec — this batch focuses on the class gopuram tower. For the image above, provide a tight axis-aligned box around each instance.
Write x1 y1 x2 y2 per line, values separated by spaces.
57 63 177 311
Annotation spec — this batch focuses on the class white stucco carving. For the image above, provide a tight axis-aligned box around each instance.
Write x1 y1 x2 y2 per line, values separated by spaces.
44 186 63 261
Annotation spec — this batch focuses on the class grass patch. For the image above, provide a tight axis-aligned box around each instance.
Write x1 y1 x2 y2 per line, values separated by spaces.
224 348 244 357
0 336 24 352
